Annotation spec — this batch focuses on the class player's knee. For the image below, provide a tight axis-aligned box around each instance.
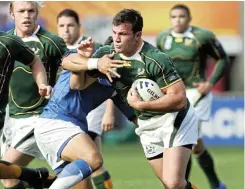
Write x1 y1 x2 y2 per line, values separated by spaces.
86 152 103 171
162 178 186 189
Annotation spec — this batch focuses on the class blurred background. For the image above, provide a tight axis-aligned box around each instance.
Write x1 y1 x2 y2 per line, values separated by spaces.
0 1 243 189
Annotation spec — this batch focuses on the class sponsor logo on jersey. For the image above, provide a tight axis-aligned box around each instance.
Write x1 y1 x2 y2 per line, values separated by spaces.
175 37 183 43
184 38 193 46
123 61 131 67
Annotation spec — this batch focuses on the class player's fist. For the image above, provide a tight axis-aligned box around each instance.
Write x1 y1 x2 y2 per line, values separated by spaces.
193 81 213 95
77 37 94 58
101 113 115 132
38 84 52 99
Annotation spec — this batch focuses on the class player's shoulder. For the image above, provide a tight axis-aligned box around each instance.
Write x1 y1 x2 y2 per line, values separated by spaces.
156 29 171 41
192 26 216 41
141 41 171 63
37 27 65 46
93 44 114 58
0 30 23 46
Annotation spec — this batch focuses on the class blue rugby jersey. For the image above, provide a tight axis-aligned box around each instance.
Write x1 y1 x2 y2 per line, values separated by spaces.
40 70 135 132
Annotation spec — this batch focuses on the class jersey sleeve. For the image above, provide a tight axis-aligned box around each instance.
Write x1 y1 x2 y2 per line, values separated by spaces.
11 35 35 65
92 45 112 58
201 31 229 85
147 52 181 89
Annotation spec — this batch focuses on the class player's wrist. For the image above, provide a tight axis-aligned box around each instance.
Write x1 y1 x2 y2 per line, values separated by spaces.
87 58 99 70
207 81 214 88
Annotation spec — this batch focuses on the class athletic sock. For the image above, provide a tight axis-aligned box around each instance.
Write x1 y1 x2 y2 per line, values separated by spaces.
92 170 113 189
49 159 92 189
185 181 198 189
185 156 192 180
197 149 220 188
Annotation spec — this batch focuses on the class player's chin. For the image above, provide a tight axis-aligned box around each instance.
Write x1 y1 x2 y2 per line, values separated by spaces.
114 47 122 53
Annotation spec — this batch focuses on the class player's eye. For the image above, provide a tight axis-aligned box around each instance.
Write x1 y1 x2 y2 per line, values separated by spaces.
28 9 35 13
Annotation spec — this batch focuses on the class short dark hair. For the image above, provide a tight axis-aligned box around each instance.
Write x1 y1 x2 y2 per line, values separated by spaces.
170 4 191 18
57 9 80 25
112 9 143 33
104 36 113 45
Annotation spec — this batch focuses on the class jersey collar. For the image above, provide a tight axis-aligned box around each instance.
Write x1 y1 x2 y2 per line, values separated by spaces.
119 40 144 60
67 36 84 50
171 26 192 38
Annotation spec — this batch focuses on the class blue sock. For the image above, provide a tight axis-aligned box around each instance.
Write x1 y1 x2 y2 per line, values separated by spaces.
49 159 92 189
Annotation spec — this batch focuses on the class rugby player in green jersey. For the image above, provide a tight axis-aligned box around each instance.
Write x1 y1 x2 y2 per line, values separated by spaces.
1 1 67 189
62 9 199 189
156 4 228 189
0 30 51 188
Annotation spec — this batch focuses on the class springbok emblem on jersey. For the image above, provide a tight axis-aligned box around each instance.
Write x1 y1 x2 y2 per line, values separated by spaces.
31 47 40 55
136 68 146 77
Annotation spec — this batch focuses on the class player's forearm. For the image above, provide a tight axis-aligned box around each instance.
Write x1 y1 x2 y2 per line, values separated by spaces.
31 57 48 86
104 99 115 116
62 53 89 72
137 92 186 112
208 57 229 85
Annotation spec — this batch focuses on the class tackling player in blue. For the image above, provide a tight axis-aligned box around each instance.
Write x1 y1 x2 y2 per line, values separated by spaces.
34 39 136 189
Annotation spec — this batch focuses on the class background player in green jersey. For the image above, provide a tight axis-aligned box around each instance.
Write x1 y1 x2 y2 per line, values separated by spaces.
62 9 199 189
57 9 114 189
156 4 228 189
1 1 67 189
0 30 52 188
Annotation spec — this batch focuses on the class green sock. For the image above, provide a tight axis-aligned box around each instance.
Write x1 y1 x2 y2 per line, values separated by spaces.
185 181 198 189
92 170 113 189
185 156 192 180
197 149 220 188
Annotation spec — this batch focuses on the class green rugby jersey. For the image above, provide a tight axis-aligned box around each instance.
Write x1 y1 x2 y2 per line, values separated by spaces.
156 26 229 88
92 41 182 120
8 25 67 118
0 31 35 124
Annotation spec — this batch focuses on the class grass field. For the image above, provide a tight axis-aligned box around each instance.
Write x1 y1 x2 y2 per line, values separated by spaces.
0 143 243 189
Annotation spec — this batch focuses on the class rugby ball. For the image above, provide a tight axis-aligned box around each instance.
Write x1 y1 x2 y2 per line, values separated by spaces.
132 78 164 101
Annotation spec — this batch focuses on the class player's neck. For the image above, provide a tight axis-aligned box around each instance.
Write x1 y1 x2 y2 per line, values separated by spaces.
171 26 192 37
123 39 143 57
71 35 82 46
15 24 39 38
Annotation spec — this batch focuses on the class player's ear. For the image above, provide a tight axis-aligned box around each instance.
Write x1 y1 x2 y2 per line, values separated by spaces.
9 10 14 20
188 16 192 23
135 31 142 39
